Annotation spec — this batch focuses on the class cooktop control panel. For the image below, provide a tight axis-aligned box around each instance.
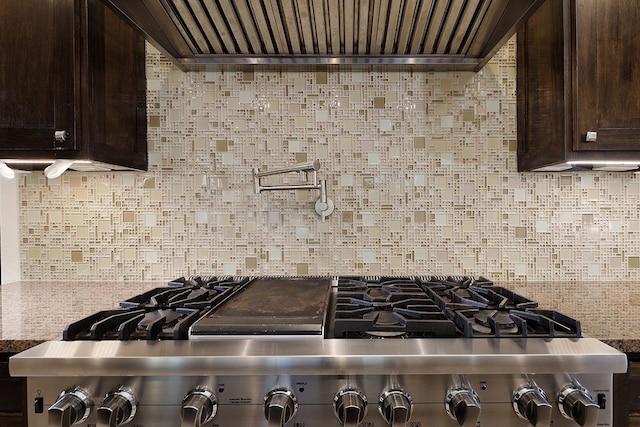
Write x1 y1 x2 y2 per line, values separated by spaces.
27 372 611 427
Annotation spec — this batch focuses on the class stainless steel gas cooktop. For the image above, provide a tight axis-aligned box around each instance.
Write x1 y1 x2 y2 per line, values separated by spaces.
10 275 627 427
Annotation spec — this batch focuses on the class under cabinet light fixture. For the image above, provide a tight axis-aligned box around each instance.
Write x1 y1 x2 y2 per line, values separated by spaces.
0 161 15 180
566 160 640 165
44 159 75 179
0 159 93 165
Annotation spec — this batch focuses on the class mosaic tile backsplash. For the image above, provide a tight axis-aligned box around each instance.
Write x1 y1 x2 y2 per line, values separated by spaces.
16 38 640 282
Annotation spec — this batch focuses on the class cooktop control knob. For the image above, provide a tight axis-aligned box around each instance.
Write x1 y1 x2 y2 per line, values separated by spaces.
334 387 368 427
445 386 481 427
557 384 600 427
378 389 413 427
512 385 552 427
48 387 93 427
264 387 298 427
96 387 137 427
181 387 217 427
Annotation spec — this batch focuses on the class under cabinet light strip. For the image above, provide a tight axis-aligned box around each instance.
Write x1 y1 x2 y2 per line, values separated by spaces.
566 160 640 165
0 159 93 164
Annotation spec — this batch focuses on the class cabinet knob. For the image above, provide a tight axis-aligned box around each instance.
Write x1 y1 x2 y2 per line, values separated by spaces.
54 130 69 143
585 131 598 142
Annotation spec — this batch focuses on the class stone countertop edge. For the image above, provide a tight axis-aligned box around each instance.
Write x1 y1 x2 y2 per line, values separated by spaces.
600 339 640 354
0 340 46 354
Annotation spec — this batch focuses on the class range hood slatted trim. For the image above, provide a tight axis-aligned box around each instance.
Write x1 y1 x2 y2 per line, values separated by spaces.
188 0 220 54
280 1 302 54
385 0 403 54
311 0 326 54
461 0 493 56
370 0 386 54
327 0 341 54
395 0 416 55
438 1 466 54
218 0 252 54
356 0 370 54
205 0 237 54
466 0 512 57
297 1 315 55
245 1 274 53
264 0 289 54
344 0 355 54
165 0 203 54
424 0 449 54
449 1 484 55
102 0 545 69
409 0 433 54
233 1 264 53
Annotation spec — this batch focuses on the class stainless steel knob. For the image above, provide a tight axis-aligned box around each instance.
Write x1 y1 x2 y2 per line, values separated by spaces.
54 130 69 143
512 385 552 427
378 389 412 427
182 387 217 427
264 387 298 427
557 384 599 427
334 387 368 427
445 387 481 427
48 387 92 427
97 388 137 427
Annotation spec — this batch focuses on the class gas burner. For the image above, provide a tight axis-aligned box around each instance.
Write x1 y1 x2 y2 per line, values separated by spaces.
341 330 416 339
418 275 494 288
472 310 519 335
333 276 458 338
363 310 398 327
362 331 408 339
120 286 219 310
419 280 582 338
62 276 251 341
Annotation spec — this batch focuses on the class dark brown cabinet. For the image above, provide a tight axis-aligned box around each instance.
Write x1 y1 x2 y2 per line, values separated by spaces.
614 357 640 427
517 0 640 171
0 355 26 427
0 0 147 172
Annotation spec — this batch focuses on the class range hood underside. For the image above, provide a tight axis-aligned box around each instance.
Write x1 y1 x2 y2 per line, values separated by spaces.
101 0 545 71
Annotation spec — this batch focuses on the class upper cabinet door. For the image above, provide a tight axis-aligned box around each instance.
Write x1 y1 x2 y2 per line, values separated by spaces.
0 0 78 152
517 0 640 171
574 0 640 151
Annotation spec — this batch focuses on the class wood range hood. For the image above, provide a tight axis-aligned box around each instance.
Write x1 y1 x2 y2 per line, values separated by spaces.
100 0 545 71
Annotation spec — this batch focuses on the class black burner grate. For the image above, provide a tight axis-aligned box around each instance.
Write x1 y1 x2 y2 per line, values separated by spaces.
333 276 458 338
419 277 581 338
63 276 249 341
332 276 582 339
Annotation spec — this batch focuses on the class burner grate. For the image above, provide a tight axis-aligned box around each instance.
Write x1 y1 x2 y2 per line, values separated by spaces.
333 276 459 338
62 276 250 341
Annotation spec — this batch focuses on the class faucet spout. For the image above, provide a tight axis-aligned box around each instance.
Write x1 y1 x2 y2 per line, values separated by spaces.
253 159 334 220
254 160 320 178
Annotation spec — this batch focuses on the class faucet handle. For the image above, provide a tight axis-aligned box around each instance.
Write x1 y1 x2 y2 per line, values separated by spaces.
316 197 335 221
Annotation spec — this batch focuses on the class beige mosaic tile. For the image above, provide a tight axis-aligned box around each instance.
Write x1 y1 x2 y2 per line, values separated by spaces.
13 37 640 284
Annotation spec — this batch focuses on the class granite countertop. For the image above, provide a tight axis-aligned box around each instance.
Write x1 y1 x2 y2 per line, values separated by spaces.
0 280 638 354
